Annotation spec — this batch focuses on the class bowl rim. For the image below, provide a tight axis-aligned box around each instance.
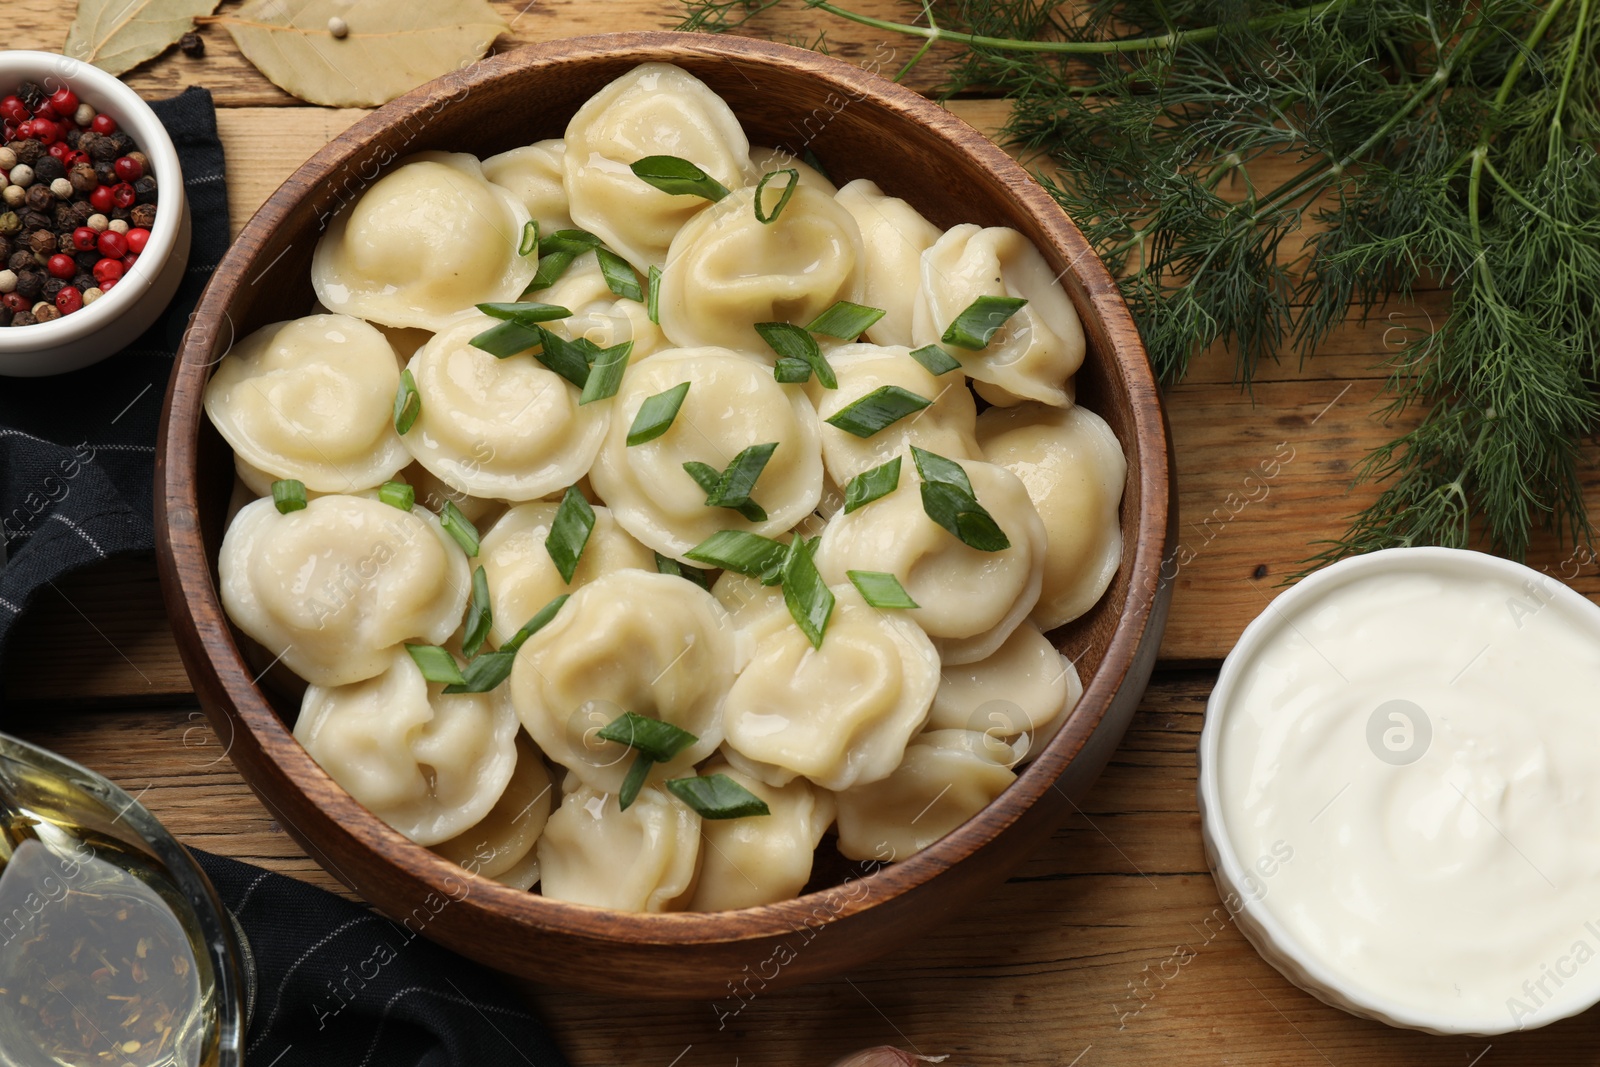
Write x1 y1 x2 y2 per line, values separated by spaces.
0 50 186 354
1197 545 1600 1035
158 30 1172 945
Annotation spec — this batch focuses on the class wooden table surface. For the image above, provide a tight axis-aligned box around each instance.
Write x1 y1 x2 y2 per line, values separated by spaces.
10 3 1600 1065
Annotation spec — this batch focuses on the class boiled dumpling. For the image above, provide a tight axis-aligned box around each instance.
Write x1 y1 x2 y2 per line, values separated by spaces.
204 314 408 493
538 783 701 912
928 621 1082 762
482 139 574 233
833 179 942 347
508 571 736 794
431 734 553 890
589 346 824 559
912 224 1084 407
401 314 611 501
219 495 470 687
835 729 1017 862
748 146 836 194
479 501 654 648
312 152 536 330
294 647 518 846
564 63 750 271
721 585 938 791
531 250 666 359
810 343 979 485
813 455 1047 664
656 182 864 353
687 761 835 912
976 404 1125 630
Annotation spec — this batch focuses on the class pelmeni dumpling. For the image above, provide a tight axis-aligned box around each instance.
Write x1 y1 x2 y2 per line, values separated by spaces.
401 314 610 501
912 224 1084 407
721 585 938 791
688 762 835 912
814 456 1046 664
834 179 942 348
564 63 750 271
977 404 1125 630
531 250 666 359
928 621 1082 763
538 784 701 912
431 735 553 890
590 347 823 558
508 571 736 794
312 153 536 329
811 343 979 485
482 140 574 233
748 146 836 194
204 314 408 493
294 647 518 846
220 495 470 687
835 729 1017 862
656 183 865 353
479 501 654 648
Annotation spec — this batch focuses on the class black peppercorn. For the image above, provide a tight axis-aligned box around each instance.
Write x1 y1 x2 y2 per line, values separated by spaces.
17 83 45 110
134 176 158 204
56 232 75 255
0 235 8 262
65 127 83 149
69 163 98 196
7 251 31 273
11 310 36 327
18 209 50 233
130 203 157 229
68 201 93 228
72 272 94 292
15 270 42 300
179 31 206 57
23 184 52 213
77 131 102 156
33 156 65 184
53 204 75 231
109 132 134 155
10 139 43 167
41 277 64 301
73 251 97 273
27 230 55 257
110 206 132 223
94 161 116 186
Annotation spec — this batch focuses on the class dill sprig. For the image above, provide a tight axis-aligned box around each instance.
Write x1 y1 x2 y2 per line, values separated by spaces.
680 0 1600 564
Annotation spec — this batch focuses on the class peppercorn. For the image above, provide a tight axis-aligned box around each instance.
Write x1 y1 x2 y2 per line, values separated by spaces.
18 208 50 233
109 131 134 155
110 206 132 223
72 271 94 292
0 146 13 170
69 163 97 195
73 251 97 274
78 131 102 157
55 285 81 314
23 183 51 212
49 178 73 201
64 126 82 149
0 235 8 262
86 213 108 232
52 203 72 230
94 161 116 186
0 211 17 236
133 176 157 204
11 310 36 327
33 155 64 184
7 250 30 272
179 31 206 57
67 201 92 228
113 156 142 182
7 163 34 188
129 202 156 229
14 269 42 300
33 302 59 323
9 139 42 166
127 151 149 173
27 229 55 256
17 82 45 110
41 276 64 300
56 231 75 255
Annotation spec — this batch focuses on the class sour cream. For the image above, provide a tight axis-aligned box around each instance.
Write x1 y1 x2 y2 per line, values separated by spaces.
1200 547 1600 1034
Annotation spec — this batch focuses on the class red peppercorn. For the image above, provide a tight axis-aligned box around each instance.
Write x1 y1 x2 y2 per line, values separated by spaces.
113 156 142 182
48 142 69 161
48 88 78 117
0 96 27 123
30 118 58 145
55 286 82 315
46 253 77 280
65 150 88 168
90 113 116 136
110 182 136 209
93 258 123 285
72 227 98 252
2 123 15 143
89 185 113 213
125 227 150 254
99 277 118 292
122 252 139 270
2 293 27 314
97 230 128 259
15 120 32 139
33 103 58 123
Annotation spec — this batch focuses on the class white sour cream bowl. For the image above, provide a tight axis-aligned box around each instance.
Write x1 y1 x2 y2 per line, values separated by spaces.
1199 546 1600 1035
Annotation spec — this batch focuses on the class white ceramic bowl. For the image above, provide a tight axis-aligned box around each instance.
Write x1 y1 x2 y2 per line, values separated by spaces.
1199 546 1600 1035
0 50 191 377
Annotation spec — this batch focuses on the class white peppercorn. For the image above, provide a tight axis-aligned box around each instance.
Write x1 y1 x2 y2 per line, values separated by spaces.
82 286 103 304
0 147 15 171
87 213 109 232
73 102 96 127
7 164 33 189
49 178 73 200
0 269 14 294
108 218 129 234
1 186 23 208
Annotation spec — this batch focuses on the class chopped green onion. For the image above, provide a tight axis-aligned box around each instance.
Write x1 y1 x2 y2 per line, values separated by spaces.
654 552 712 590
909 344 962 375
439 499 480 557
916 476 1011 553
525 249 577 294
847 570 919 609
406 644 467 687
539 229 602 256
909 445 974 496
941 295 1029 350
753 168 799 224
393 370 420 435
462 566 492 658
500 593 569 654
824 385 931 438
665 774 771 819
442 650 516 694
803 148 830 182
706 443 777 510
754 321 835 389
685 530 788 582
806 300 886 340
597 710 699 763
378 481 415 511
781 536 834 649
842 456 901 513
517 219 539 257
626 381 691 446
545 486 596 584
476 301 571 324
579 341 633 405
531 327 596 388
774 357 812 384
629 155 731 202
619 751 653 811
647 265 662 324
596 247 643 302
682 461 720 496
470 318 546 359
271 479 307 514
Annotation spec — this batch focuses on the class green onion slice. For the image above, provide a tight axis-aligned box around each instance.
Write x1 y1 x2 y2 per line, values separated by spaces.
442 650 516 694
439 499 480 557
909 445 974 495
271 479 307 514
646 265 662 324
941 295 1028 350
806 300 886 340
545 486 596 584
919 480 1011 552
619 751 653 811
470 319 545 359
629 155 731 202
406 644 467 687
666 774 771 819
824 385 931 438
579 341 633 405
393 370 421 435
500 593 569 655
525 249 577 294
682 461 764 523
654 552 713 590
461 566 492 658
773 357 812 384
846 569 919 609
539 229 602 256
802 148 830 182
626 381 691 446
684 530 788 581
753 168 799 224
754 321 835 389
842 456 901 513
781 536 834 649
706 442 777 510
517 220 539 257
597 710 700 763
909 344 962 375
377 481 414 511
531 327 596 388
476 301 571 324
596 247 643 301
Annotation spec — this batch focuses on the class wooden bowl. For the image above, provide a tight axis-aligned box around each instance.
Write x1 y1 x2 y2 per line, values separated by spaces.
155 31 1173 998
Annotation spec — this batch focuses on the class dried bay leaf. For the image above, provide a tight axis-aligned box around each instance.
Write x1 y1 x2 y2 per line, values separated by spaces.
65 0 223 77
208 0 508 108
